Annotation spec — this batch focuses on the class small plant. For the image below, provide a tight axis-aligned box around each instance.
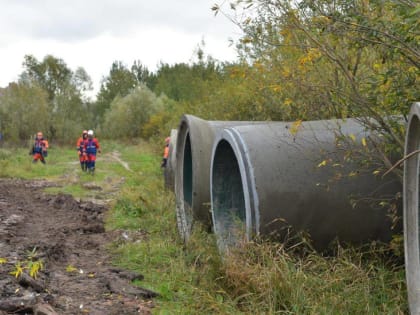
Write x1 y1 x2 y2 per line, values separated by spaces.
27 260 44 279
9 247 44 279
10 262 24 278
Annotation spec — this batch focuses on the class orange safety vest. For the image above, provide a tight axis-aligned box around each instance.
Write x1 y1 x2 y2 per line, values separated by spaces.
163 145 169 159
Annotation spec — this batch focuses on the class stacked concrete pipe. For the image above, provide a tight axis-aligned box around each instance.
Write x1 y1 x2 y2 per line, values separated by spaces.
211 119 402 251
174 115 259 242
164 129 178 191
404 102 420 315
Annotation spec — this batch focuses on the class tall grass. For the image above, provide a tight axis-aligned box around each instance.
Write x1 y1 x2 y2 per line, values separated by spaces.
0 141 408 314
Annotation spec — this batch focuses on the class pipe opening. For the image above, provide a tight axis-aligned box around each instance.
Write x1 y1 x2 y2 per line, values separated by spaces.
212 140 246 248
183 132 193 209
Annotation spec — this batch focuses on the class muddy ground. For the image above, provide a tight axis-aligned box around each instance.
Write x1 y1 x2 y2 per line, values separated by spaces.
0 179 157 315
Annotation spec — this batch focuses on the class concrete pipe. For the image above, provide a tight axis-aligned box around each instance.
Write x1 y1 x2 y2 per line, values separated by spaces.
175 115 258 242
211 119 401 251
164 129 178 191
404 102 420 315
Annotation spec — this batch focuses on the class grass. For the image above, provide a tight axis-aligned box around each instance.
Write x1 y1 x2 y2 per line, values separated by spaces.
0 141 408 314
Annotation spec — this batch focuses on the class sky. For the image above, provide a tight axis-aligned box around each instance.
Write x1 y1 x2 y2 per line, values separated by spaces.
0 0 242 96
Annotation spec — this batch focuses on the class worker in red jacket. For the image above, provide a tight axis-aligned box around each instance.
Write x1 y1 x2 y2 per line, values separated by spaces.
30 131 49 164
76 130 88 171
85 130 101 174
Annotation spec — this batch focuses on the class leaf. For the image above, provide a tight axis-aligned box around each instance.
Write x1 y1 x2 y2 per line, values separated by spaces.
290 119 302 136
349 134 356 142
66 265 78 273
361 137 367 147
318 160 328 167
0 258 7 264
373 170 381 175
10 263 24 278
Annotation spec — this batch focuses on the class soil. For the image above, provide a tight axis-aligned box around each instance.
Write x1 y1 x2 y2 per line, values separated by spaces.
0 179 157 315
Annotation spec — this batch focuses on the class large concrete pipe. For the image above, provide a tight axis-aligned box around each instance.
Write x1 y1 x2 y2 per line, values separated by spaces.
404 102 420 315
175 115 258 242
164 129 177 191
211 119 401 250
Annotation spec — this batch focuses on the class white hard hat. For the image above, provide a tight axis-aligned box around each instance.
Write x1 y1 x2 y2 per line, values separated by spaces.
87 130 94 136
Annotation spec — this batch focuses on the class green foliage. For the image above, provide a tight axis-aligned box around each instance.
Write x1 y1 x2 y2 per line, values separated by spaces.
0 82 49 142
94 61 138 124
102 84 167 139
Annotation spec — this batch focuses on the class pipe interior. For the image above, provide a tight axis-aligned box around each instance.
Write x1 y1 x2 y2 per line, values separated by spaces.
212 140 246 247
183 132 193 208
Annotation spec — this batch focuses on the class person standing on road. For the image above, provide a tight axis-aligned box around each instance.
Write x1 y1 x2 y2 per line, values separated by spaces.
30 131 49 164
76 130 88 171
85 130 101 174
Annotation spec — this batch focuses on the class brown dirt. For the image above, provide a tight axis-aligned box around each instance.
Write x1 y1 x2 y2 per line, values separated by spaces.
0 179 157 315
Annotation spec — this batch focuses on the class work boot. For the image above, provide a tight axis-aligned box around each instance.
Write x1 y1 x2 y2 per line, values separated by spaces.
41 159 46 164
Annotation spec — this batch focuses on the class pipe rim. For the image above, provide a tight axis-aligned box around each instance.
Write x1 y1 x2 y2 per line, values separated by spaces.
210 128 259 251
404 102 420 314
175 118 193 242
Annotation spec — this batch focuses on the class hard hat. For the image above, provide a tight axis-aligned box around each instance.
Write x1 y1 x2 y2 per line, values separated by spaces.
82 130 88 134
87 130 94 136
165 137 170 144
37 132 43 137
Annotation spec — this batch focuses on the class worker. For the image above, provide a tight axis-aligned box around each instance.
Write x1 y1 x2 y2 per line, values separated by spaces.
30 131 49 164
85 130 101 174
161 137 170 168
76 130 88 171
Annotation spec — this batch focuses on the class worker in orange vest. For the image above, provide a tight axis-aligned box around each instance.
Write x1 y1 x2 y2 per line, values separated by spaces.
76 130 88 171
30 131 49 164
161 137 170 168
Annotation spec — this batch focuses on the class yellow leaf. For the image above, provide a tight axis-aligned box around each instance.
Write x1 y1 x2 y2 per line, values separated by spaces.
284 98 293 106
290 119 302 136
10 263 24 278
373 170 381 175
318 160 328 167
88 273 95 278
361 137 367 147
66 265 78 273
349 134 356 142
348 171 358 177
0 258 7 264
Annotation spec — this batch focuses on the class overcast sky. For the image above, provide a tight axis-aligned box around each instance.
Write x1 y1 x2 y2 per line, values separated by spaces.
0 0 241 95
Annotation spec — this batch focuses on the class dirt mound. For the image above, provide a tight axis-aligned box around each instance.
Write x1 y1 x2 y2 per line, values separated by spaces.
0 179 157 314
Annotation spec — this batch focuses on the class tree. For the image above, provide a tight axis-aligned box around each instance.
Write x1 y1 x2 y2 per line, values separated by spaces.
20 54 93 142
102 84 165 139
213 0 420 178
94 61 138 125
0 82 49 142
21 55 73 101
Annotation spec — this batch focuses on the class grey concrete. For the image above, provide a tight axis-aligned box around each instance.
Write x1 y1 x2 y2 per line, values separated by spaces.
164 129 178 191
211 119 402 251
404 102 420 315
174 115 259 242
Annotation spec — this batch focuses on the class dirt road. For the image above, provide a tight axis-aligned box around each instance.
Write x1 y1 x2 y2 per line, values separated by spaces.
0 179 156 315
